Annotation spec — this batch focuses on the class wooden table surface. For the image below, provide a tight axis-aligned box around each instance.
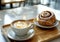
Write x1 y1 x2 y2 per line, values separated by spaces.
2 19 60 42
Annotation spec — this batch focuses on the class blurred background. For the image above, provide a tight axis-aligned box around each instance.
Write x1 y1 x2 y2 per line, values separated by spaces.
0 0 60 10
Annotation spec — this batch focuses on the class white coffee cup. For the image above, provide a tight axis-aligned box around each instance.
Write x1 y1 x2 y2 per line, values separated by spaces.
10 20 34 36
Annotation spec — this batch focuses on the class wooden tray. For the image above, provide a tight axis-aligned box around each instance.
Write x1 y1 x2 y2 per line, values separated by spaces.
2 20 60 42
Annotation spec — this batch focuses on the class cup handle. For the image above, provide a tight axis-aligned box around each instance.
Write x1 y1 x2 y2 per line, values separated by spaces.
30 23 35 29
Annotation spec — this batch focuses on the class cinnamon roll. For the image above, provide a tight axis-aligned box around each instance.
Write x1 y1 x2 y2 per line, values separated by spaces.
37 11 56 26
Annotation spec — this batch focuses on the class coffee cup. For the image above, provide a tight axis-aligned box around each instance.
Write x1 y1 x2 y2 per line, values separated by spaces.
10 20 34 36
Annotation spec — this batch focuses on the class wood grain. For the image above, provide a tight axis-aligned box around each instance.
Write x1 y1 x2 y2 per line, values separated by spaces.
2 19 60 42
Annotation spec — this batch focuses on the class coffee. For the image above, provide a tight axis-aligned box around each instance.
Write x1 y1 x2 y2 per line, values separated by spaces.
11 20 34 36
13 21 30 29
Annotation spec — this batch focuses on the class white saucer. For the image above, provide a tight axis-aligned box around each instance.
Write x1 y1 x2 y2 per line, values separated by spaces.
34 20 59 28
7 28 35 41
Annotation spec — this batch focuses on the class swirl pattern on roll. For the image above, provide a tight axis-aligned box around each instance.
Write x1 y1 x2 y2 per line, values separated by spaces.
38 11 56 26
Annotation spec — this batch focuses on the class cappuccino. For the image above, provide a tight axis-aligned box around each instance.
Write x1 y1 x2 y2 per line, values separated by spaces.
11 20 34 36
13 21 29 29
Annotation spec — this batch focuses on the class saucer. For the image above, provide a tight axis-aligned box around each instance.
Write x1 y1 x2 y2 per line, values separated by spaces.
34 20 59 28
7 28 35 41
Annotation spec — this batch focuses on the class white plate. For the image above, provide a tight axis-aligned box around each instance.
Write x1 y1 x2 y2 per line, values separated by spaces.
7 28 35 41
34 20 59 28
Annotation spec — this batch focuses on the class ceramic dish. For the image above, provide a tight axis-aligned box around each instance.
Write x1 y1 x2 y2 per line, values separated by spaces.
1 26 35 41
34 20 59 28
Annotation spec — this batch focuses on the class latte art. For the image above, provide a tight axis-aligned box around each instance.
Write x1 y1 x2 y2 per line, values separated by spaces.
14 21 29 28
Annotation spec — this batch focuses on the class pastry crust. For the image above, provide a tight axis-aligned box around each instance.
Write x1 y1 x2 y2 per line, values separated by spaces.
38 11 56 26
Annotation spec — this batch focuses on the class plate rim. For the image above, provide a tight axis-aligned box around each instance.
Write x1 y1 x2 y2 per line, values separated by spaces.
34 20 59 28
7 29 35 41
